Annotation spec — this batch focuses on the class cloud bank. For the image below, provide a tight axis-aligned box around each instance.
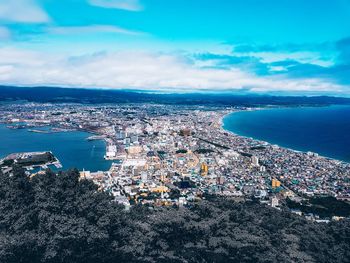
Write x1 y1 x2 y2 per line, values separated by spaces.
48 25 144 36
0 48 345 94
0 0 50 23
0 0 348 95
88 0 143 11
0 26 10 39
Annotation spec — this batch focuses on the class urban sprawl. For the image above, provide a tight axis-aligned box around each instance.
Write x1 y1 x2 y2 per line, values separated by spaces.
1 103 349 221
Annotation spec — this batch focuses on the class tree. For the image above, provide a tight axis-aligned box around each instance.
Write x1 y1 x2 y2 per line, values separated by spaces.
0 168 349 263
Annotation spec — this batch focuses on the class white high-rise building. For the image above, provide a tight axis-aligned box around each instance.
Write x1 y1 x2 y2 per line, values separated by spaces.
251 155 259 166
141 172 148 183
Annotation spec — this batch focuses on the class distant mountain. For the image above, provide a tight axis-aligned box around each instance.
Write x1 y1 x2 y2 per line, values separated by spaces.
1 85 350 106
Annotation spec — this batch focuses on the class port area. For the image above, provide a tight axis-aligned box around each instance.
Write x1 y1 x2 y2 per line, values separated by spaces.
28 127 77 134
0 151 62 173
104 137 123 160
85 135 120 161
6 123 76 134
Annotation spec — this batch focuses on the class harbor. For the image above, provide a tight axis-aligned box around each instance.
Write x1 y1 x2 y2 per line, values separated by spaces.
0 123 112 172
0 151 62 172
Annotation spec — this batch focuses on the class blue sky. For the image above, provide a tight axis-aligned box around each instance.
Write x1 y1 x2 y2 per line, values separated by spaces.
0 0 350 95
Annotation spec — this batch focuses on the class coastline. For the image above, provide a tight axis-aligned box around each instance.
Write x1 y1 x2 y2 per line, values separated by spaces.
220 108 349 164
0 123 111 171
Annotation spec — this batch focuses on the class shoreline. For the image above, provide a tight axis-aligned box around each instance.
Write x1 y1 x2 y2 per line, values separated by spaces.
0 123 111 171
220 108 349 165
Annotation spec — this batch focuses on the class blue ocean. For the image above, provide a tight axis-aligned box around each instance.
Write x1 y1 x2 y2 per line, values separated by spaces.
0 124 112 171
223 105 350 162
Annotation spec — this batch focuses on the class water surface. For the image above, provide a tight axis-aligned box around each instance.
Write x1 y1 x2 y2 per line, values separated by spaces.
223 105 350 162
0 124 111 171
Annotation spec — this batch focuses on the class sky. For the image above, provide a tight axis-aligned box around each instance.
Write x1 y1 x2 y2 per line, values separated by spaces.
0 0 350 95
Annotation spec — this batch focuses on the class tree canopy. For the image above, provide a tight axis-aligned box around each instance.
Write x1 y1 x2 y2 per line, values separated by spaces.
0 168 349 263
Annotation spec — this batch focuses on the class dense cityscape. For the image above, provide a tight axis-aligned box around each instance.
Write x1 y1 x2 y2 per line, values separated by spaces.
1 103 349 221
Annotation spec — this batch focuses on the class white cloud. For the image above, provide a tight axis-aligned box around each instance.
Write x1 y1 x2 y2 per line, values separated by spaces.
89 0 142 11
233 50 335 67
0 0 50 23
48 25 144 36
0 26 10 39
0 47 47 66
0 48 346 94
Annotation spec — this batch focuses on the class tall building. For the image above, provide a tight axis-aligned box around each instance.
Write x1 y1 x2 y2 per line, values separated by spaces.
251 155 259 166
200 162 208 176
260 165 266 172
271 196 279 207
272 179 281 188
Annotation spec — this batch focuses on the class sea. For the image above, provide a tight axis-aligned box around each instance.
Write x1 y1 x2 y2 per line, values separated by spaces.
223 105 350 163
0 124 112 171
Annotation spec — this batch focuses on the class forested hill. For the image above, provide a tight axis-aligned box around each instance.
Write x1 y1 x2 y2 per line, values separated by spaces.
2 85 350 106
0 168 349 263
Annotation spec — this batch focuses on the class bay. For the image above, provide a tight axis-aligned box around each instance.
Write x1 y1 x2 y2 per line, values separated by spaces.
0 124 112 171
223 105 350 162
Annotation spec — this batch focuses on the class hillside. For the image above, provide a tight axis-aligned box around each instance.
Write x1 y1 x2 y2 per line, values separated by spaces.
0 168 349 263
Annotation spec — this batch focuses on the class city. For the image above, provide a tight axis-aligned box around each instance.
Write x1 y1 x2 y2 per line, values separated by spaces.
1 103 349 221
1 0 350 261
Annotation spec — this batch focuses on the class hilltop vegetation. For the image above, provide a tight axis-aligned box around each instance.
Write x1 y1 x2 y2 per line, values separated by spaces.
2 85 350 106
0 168 349 263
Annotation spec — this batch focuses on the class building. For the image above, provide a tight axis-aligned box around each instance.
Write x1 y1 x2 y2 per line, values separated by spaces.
180 128 191 136
272 179 281 188
127 145 142 154
105 145 117 159
116 130 126 140
200 162 208 176
251 155 259 166
217 176 225 185
141 171 148 183
271 196 279 207
80 170 91 180
130 135 138 143
122 158 147 168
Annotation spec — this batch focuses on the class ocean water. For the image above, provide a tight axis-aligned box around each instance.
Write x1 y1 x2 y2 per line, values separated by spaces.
223 105 350 162
0 124 112 171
